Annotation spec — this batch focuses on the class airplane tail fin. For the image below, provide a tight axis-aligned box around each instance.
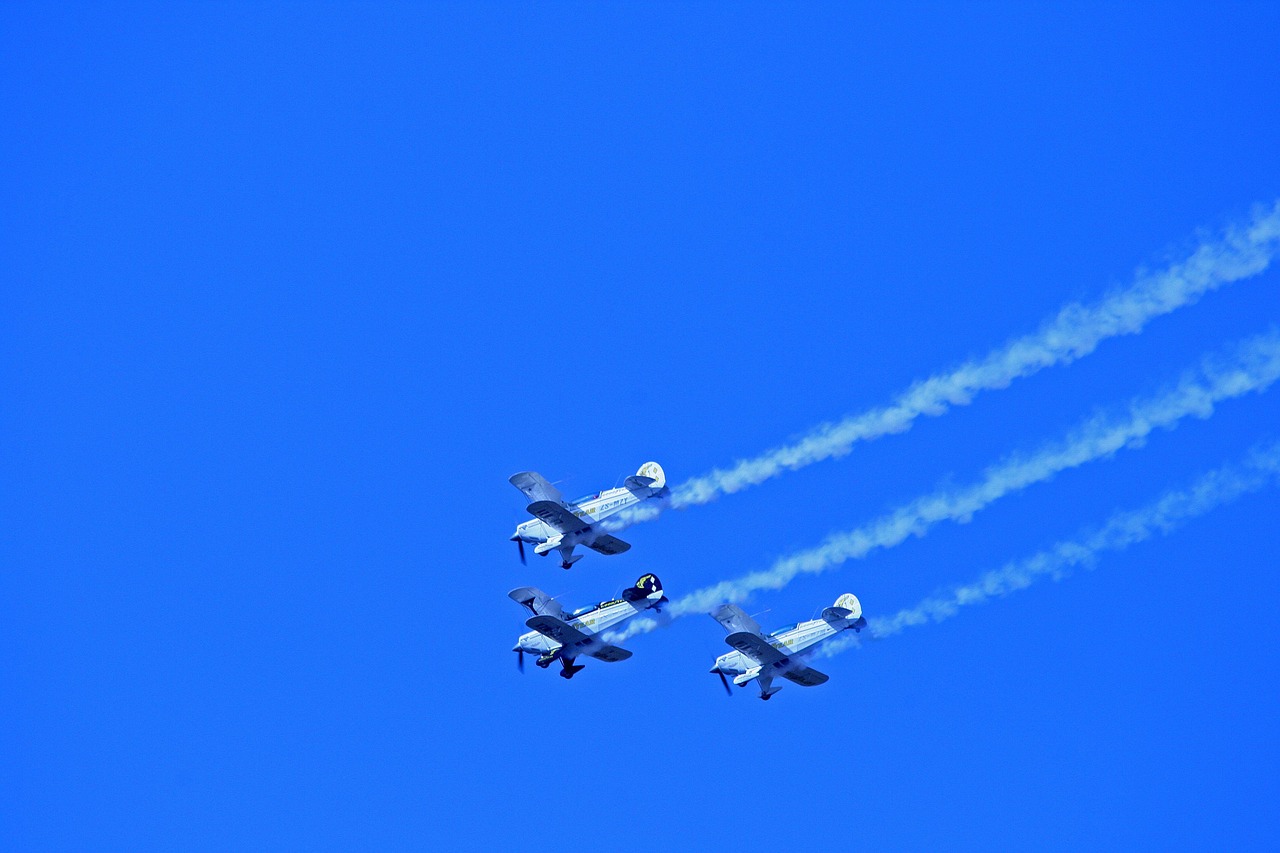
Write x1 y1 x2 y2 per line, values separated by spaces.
624 461 667 494
821 593 863 626
834 593 861 618
637 462 665 489
621 573 664 603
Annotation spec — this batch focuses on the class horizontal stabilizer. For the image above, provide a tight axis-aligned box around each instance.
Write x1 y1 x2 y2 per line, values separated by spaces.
782 665 829 687
588 644 633 663
586 533 631 556
623 475 658 493
821 606 853 623
508 587 566 620
509 471 563 504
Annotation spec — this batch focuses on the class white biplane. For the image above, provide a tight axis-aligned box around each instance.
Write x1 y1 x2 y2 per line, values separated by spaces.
510 573 666 679
709 594 867 700
508 462 667 569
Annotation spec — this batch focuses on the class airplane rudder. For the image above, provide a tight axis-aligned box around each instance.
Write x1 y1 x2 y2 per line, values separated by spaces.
622 572 663 601
834 593 862 619
638 572 662 596
636 461 666 489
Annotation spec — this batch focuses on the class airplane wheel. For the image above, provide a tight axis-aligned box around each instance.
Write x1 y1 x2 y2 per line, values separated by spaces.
761 694 772 701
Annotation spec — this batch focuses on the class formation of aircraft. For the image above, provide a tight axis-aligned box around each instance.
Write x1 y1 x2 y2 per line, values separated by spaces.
505 461 867 701
708 594 866 700
509 462 667 569
509 573 666 678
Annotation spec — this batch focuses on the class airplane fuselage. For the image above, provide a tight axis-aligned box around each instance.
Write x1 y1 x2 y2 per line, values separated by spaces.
509 463 666 569
514 597 648 660
713 617 844 678
511 485 645 547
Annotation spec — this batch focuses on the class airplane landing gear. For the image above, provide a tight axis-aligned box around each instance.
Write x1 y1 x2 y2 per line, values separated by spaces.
559 659 585 679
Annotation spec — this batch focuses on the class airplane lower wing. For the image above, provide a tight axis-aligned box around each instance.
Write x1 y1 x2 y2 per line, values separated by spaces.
525 615 594 650
724 631 788 667
526 500 592 535
781 665 829 687
588 644 632 663
586 533 630 556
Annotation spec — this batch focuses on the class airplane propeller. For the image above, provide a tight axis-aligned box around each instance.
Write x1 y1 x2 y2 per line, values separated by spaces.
713 669 732 697
516 648 525 673
515 538 526 565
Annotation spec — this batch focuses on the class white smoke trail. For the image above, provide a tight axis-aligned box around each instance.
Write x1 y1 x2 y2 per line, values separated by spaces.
608 330 1280 641
606 203 1280 531
815 440 1280 659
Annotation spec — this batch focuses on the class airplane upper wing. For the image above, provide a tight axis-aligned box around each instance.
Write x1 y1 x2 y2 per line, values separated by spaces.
781 665 829 687
710 604 764 637
525 615 594 650
587 644 632 663
507 586 566 620
509 472 564 505
585 533 630 556
525 500 592 535
724 631 788 666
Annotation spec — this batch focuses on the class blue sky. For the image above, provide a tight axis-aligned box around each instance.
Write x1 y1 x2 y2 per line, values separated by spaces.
4 3 1280 849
